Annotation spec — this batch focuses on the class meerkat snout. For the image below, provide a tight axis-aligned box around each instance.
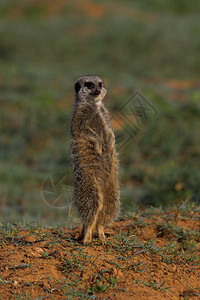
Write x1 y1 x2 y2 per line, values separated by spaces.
92 88 101 95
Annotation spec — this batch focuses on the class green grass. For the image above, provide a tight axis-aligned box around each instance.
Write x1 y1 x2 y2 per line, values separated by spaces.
0 0 199 223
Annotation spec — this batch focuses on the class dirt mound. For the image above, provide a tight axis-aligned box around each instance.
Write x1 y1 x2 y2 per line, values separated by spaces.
0 205 200 299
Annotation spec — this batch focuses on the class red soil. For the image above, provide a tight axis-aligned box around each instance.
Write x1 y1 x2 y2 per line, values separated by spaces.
0 207 199 299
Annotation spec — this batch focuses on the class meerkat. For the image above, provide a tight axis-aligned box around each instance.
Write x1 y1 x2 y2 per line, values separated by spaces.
70 75 120 245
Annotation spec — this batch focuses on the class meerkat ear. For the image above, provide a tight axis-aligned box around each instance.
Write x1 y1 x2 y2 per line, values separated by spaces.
74 82 81 93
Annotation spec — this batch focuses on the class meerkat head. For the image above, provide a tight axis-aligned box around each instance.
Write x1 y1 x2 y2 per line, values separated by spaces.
74 76 107 104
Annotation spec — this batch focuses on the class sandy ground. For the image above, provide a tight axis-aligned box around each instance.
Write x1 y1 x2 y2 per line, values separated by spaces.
0 207 200 299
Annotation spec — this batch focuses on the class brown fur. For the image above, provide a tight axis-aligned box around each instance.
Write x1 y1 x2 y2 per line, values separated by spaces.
70 76 120 244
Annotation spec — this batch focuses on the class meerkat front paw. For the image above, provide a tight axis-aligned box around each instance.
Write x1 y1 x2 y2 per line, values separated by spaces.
108 132 115 155
94 142 102 157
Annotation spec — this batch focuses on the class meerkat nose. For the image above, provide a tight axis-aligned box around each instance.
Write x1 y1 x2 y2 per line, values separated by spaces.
95 89 101 95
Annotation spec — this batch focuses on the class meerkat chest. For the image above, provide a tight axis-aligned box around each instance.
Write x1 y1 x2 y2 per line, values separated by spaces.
87 111 107 135
97 109 114 146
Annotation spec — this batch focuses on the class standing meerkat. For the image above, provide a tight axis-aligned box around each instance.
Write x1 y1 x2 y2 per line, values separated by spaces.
70 75 120 245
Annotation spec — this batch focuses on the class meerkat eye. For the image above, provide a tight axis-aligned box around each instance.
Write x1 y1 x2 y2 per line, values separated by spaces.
99 82 103 89
85 82 94 89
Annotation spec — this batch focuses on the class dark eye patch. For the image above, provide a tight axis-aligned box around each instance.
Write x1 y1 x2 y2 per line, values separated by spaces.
85 82 94 89
99 82 103 88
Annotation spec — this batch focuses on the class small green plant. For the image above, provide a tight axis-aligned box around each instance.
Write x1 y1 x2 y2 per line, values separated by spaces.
88 279 109 293
9 263 32 270
133 278 174 293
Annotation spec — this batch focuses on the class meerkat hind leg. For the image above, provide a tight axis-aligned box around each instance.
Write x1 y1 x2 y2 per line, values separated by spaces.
83 213 98 245
77 226 84 241
83 226 93 245
82 179 104 245
97 224 106 244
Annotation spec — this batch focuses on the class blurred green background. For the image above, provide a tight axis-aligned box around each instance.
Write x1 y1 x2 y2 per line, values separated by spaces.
0 0 199 225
